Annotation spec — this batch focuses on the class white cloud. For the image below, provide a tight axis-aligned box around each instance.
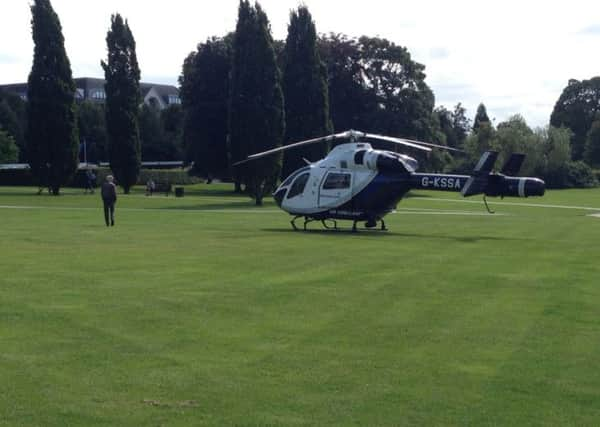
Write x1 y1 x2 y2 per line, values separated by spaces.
1 0 600 128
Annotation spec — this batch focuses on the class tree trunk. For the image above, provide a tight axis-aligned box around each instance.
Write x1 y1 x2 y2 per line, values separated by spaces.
234 180 242 193
123 186 130 194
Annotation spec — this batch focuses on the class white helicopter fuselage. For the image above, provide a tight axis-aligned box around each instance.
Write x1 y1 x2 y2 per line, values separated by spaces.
273 142 418 220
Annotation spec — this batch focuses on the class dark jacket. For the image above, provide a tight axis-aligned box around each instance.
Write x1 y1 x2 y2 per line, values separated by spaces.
101 182 117 202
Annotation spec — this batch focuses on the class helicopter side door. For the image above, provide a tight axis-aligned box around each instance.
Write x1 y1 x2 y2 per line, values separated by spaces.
318 170 353 209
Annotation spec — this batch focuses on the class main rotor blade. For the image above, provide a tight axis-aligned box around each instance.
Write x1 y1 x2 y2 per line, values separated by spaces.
365 133 463 153
232 130 356 166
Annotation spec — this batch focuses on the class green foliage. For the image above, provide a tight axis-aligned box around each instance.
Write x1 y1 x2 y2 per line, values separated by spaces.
453 121 496 172
76 101 107 162
0 168 35 186
0 90 27 161
179 36 231 181
139 104 184 162
26 0 79 195
494 115 542 176
139 104 164 160
229 1 285 205
282 5 332 176
584 117 600 168
101 13 141 194
160 104 184 161
318 34 372 133
0 128 19 163
434 102 470 148
551 77 600 160
319 34 436 143
564 160 598 188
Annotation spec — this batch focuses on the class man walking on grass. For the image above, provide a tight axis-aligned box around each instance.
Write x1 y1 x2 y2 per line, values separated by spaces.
101 175 117 226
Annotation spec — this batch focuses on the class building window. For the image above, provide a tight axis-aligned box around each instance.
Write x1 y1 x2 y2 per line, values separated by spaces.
168 95 181 105
91 90 106 100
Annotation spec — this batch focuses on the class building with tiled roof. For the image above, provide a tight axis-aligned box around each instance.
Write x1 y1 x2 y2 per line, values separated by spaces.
0 77 181 109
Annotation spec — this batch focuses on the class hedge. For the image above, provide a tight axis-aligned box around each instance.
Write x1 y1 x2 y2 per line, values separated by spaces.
0 167 202 187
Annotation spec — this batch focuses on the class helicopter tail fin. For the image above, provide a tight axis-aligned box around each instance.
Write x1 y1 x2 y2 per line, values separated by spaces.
500 153 525 176
461 151 498 197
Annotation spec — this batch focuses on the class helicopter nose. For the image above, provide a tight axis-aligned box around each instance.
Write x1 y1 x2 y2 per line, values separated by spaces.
273 188 286 207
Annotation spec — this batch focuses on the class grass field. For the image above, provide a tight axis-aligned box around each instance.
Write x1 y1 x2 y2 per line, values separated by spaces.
1 184 600 426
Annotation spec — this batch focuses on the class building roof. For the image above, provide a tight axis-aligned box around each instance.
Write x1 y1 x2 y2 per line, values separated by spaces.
0 77 179 107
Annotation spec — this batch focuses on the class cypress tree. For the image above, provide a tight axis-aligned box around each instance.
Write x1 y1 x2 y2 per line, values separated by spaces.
281 6 331 177
101 14 141 194
26 0 78 195
229 1 285 205
473 103 491 132
179 36 231 182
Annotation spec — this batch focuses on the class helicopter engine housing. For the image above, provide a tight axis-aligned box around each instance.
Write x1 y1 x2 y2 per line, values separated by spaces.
364 150 418 173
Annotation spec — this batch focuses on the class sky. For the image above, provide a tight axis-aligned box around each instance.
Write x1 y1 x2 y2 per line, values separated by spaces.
1 0 600 128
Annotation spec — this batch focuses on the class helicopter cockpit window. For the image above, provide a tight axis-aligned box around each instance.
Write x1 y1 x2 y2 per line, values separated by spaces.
354 150 366 165
281 167 310 187
287 173 310 199
323 172 351 190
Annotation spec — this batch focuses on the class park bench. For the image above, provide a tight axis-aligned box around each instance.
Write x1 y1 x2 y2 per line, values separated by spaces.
147 182 172 196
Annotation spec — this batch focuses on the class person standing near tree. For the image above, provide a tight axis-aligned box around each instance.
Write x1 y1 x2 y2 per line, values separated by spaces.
101 175 117 226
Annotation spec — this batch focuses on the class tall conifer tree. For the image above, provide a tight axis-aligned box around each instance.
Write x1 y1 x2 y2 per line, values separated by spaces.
180 36 231 182
229 1 285 205
26 0 78 195
102 14 141 194
281 6 331 177
472 103 491 132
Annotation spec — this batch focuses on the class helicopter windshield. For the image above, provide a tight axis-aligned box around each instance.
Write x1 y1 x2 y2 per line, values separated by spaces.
287 173 310 199
281 167 310 188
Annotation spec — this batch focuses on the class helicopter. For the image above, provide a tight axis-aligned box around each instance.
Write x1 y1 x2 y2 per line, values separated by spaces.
234 130 545 231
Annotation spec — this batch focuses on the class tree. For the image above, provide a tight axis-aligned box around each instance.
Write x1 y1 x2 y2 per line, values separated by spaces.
0 90 27 161
26 0 78 195
281 5 332 177
584 117 600 168
551 77 600 160
472 103 491 132
229 1 285 205
434 103 469 150
101 14 141 194
77 100 107 163
180 36 231 181
494 115 542 176
160 105 184 161
0 128 19 163
319 34 436 142
139 104 165 161
318 34 373 133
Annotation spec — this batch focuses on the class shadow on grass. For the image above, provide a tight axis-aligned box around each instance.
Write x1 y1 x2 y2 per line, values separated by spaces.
156 201 277 211
262 227 522 242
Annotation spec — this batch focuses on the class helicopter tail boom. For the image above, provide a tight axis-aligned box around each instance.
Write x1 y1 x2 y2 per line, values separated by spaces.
410 151 545 198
